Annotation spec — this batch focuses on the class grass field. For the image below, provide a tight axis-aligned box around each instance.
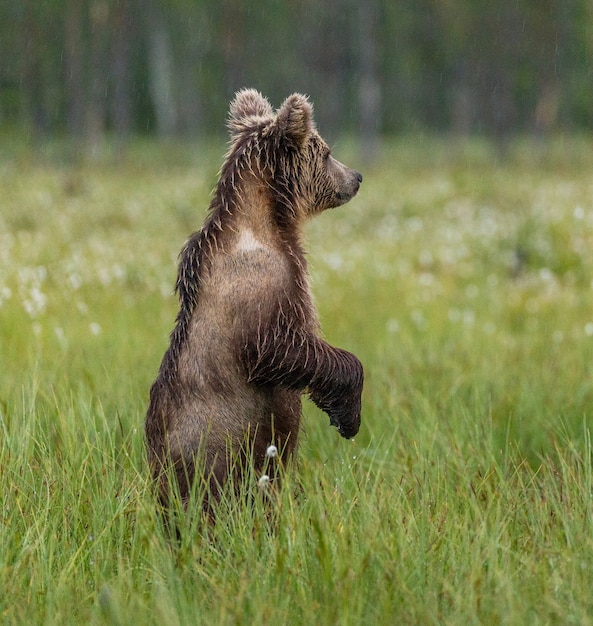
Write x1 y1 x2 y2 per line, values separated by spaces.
1 135 593 624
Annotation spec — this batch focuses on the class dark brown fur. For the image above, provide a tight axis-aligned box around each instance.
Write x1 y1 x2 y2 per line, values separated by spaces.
145 89 364 510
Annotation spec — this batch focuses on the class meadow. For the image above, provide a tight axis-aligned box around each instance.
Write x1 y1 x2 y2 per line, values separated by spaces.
1 135 593 624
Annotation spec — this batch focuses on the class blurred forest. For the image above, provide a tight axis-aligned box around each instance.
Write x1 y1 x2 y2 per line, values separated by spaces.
0 0 591 150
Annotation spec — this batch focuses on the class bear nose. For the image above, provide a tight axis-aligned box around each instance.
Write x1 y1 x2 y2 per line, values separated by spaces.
356 172 363 183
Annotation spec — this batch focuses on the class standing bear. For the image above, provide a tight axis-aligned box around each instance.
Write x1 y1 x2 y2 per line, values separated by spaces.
145 89 364 510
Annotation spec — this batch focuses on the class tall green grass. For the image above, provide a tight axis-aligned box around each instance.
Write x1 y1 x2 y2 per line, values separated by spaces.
1 136 593 624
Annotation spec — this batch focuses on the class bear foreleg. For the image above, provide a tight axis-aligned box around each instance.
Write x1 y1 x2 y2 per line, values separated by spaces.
243 330 363 439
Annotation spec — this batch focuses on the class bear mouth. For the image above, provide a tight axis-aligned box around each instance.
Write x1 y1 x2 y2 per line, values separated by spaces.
335 184 360 205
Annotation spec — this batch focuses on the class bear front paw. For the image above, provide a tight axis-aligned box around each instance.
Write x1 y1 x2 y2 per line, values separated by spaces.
328 405 361 439
310 382 362 439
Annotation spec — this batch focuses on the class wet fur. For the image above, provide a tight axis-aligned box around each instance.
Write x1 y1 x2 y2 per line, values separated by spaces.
145 89 364 511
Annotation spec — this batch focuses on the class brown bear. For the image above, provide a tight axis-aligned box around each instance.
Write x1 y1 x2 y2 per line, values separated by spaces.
145 89 364 511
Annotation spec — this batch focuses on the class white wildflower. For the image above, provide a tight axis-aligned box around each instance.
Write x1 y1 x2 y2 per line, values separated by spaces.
258 475 270 489
68 272 82 290
0 286 11 308
386 318 399 333
54 326 67 349
23 287 47 318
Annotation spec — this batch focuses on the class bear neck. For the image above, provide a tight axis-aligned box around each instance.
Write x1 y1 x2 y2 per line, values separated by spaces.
218 168 306 259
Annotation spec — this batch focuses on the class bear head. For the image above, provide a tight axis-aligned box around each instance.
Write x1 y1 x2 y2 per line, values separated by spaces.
227 89 362 220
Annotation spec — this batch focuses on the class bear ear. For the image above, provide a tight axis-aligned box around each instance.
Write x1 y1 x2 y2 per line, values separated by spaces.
228 89 273 134
276 93 314 147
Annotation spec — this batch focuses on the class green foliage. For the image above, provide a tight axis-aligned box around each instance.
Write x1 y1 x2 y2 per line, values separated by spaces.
1 0 592 137
1 136 593 624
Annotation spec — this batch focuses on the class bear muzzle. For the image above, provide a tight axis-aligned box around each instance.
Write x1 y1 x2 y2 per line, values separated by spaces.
335 169 363 205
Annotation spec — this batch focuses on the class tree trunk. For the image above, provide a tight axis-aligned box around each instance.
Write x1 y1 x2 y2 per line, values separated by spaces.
146 2 177 137
64 0 85 138
358 0 381 163
21 3 46 140
111 0 133 149
221 0 245 97
87 0 110 156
